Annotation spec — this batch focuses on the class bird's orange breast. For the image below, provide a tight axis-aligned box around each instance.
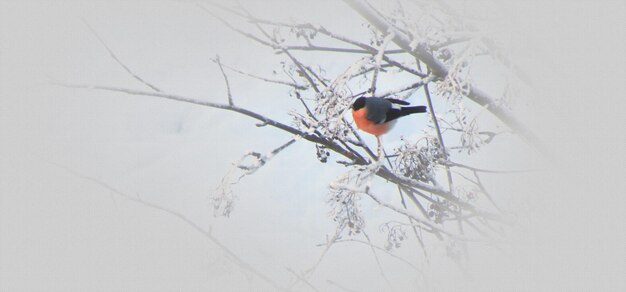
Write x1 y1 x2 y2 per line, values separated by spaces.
352 108 392 136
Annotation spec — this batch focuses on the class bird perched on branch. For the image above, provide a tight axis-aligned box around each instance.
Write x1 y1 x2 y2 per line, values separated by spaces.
351 96 427 136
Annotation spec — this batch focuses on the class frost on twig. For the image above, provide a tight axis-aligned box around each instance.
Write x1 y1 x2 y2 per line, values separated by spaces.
369 31 396 94
328 164 380 235
435 42 479 103
211 169 239 217
453 185 479 204
371 0 480 103
311 58 370 141
290 109 319 136
315 144 331 163
391 137 443 184
380 222 407 251
449 103 489 154
426 200 453 224
210 151 269 217
458 116 484 155
235 151 268 174
287 57 372 145
211 139 296 217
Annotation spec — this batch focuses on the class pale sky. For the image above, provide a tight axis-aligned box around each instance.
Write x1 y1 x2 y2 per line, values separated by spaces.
1 1 625 291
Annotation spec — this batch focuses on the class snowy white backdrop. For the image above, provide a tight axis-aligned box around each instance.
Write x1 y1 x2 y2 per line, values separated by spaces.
1 0 625 291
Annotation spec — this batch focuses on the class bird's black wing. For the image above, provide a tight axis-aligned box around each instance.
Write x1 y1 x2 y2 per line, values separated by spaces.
384 98 411 123
384 108 403 123
386 98 410 105
384 106 427 123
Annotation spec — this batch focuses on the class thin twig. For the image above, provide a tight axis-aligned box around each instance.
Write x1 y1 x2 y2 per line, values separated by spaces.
344 117 377 160
271 138 297 156
281 48 322 93
214 55 234 106
198 4 276 49
397 187 431 263
303 222 346 280
377 74 436 98
369 32 395 95
243 15 324 123
326 280 359 292
215 60 308 90
401 188 444 241
48 161 289 292
284 45 404 55
238 5 327 95
362 231 395 291
303 65 329 88
286 267 320 292
361 188 461 239
419 63 466 256
81 18 161 92
447 161 538 174
244 16 428 78
322 237 422 272
473 170 504 213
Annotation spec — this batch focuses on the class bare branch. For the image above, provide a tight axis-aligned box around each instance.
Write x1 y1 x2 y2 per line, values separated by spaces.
284 45 404 55
447 161 538 174
214 55 234 106
216 60 308 90
240 14 429 78
377 74 436 98
81 18 161 92
280 48 323 93
198 4 276 49
369 32 396 95
271 138 297 156
309 25 428 78
55 82 310 139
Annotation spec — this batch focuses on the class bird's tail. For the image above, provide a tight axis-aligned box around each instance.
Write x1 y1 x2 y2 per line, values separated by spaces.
402 105 427 114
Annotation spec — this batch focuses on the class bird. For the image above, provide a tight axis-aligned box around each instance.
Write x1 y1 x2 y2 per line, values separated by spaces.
351 96 427 136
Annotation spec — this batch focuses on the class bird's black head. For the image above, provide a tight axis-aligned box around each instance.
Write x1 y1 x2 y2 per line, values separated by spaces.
352 97 366 110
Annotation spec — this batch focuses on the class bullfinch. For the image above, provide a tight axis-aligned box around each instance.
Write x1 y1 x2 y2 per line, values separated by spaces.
351 96 427 136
